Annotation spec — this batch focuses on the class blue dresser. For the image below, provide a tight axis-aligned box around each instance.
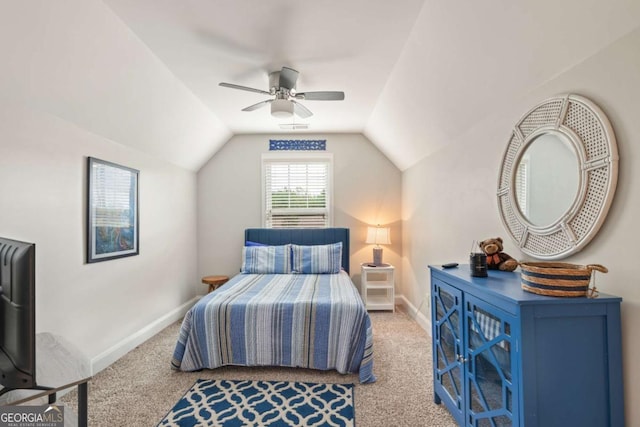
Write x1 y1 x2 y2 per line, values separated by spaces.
429 265 624 427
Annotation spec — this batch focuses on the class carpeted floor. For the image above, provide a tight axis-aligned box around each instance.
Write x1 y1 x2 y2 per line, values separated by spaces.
62 307 456 426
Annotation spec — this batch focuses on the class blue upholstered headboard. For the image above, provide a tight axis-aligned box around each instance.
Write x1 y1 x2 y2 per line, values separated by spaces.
244 228 350 274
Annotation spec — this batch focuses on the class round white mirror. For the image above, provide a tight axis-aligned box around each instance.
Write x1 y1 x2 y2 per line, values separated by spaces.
498 94 618 260
514 132 580 227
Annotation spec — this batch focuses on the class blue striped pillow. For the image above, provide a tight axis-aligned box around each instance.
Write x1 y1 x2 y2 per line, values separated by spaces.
291 242 343 274
241 245 292 274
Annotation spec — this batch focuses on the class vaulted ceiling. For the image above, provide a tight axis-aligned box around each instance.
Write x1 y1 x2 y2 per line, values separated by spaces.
5 1 640 171
103 0 426 136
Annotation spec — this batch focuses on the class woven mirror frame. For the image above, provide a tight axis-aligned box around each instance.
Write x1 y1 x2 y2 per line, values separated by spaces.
497 94 618 260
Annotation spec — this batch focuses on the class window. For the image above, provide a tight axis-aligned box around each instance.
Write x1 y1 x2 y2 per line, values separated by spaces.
262 153 333 228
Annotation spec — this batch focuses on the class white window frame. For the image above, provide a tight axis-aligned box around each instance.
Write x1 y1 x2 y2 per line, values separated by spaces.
261 152 334 228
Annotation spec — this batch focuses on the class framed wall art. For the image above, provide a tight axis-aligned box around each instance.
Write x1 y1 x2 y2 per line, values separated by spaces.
87 157 139 263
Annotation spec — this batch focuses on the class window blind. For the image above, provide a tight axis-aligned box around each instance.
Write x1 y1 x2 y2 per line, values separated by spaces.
264 160 330 228
92 164 136 228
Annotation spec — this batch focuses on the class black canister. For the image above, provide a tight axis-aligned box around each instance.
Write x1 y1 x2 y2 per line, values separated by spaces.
470 253 488 277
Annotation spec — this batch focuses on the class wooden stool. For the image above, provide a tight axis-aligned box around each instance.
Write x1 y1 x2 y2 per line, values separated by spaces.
202 275 229 293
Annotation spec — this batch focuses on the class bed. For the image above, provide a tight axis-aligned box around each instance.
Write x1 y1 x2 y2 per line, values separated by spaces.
171 228 376 383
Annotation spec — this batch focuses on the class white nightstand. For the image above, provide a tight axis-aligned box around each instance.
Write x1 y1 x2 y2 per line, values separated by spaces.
361 263 395 311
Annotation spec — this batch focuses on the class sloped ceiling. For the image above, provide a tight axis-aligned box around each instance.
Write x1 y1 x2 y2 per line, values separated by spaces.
366 0 640 170
4 1 640 171
101 0 426 136
0 0 231 172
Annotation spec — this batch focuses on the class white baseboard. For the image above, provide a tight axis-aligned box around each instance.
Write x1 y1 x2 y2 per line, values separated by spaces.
90 296 200 374
395 294 431 336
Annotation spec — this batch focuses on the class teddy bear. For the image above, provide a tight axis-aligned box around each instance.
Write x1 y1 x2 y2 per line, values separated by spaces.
478 237 518 272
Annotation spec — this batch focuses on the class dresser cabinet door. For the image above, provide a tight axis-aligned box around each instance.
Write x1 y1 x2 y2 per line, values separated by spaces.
464 293 519 427
432 279 465 425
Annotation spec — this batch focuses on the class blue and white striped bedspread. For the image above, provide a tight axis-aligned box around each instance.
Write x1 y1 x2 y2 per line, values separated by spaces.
171 271 376 383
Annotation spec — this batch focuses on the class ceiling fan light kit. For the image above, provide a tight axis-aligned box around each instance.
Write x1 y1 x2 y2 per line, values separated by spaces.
219 66 345 119
271 99 294 118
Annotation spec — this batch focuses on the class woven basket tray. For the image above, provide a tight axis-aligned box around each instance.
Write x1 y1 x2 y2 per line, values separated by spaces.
520 262 607 297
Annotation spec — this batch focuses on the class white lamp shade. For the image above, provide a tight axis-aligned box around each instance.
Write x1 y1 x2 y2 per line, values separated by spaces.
271 99 294 118
365 226 391 245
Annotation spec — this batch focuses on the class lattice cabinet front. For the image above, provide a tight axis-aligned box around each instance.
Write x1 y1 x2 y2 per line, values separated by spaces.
432 278 518 426
432 280 464 423
429 265 624 427
465 293 518 427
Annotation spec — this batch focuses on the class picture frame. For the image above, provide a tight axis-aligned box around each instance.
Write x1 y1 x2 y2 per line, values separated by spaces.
87 157 139 263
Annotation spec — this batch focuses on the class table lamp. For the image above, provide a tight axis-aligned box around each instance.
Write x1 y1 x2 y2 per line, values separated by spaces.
366 225 391 266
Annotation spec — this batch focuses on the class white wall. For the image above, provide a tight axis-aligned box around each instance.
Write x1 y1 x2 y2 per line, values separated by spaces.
197 133 402 291
402 27 640 423
0 0 222 371
0 101 199 365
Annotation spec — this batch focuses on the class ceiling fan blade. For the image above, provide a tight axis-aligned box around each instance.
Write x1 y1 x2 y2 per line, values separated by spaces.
291 100 313 118
296 91 345 101
242 99 273 111
279 67 299 90
219 82 270 95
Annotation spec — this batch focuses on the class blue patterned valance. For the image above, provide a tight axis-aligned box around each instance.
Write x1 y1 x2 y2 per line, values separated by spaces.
269 139 326 151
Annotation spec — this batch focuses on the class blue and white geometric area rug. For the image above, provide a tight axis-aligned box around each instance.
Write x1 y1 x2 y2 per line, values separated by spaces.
157 379 355 427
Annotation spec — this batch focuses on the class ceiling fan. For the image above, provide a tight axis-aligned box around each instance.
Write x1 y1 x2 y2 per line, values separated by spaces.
219 66 345 118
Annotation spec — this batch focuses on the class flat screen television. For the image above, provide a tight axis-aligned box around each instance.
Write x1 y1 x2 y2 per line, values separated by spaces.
0 237 36 394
